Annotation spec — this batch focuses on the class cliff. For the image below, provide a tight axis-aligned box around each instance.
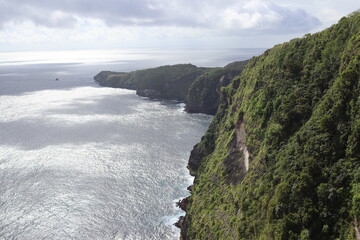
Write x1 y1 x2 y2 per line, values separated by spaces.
181 12 360 240
94 64 211 101
94 71 136 89
94 61 250 113
186 60 249 115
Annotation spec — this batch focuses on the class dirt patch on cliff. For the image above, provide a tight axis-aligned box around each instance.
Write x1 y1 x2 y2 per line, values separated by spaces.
223 121 250 185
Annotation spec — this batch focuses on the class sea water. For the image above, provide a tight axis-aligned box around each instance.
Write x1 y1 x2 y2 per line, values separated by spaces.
0 48 264 239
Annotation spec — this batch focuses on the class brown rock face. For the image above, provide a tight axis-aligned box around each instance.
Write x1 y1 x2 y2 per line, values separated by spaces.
174 215 188 240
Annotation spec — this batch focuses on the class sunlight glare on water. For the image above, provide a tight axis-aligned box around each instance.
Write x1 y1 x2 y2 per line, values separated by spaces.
0 82 212 239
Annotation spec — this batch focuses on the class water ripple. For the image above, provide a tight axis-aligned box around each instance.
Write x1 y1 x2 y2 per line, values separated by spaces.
0 85 211 239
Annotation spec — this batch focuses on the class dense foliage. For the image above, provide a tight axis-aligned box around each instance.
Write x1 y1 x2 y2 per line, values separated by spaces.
94 64 210 101
186 60 249 114
184 12 360 240
94 62 251 113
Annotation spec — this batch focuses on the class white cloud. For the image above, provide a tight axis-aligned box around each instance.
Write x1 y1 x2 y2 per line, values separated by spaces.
0 0 320 33
0 0 358 50
222 1 283 30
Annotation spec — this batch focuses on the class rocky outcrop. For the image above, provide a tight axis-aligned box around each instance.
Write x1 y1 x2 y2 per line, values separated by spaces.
176 197 189 212
187 143 207 175
174 216 187 240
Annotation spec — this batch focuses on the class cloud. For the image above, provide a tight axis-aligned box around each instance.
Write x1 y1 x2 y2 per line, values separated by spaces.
219 1 321 34
0 0 320 35
0 0 163 28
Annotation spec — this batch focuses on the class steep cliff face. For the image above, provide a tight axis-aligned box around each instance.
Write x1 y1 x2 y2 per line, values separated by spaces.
186 60 249 114
94 62 251 113
182 12 360 240
94 64 210 101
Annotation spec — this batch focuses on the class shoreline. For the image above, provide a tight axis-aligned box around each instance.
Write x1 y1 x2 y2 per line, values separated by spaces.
94 84 212 239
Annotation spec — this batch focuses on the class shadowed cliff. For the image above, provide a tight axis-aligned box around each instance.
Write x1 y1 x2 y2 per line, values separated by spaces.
186 60 249 114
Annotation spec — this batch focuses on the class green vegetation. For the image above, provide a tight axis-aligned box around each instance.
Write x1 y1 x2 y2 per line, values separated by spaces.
183 12 360 240
94 61 251 113
186 60 249 114
94 64 211 101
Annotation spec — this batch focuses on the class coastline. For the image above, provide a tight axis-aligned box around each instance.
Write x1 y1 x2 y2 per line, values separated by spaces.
94 83 211 239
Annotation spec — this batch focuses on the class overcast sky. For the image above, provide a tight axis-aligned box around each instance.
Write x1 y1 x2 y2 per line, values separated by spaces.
0 0 358 51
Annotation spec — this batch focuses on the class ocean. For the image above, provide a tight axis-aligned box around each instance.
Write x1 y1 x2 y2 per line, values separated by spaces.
0 48 264 239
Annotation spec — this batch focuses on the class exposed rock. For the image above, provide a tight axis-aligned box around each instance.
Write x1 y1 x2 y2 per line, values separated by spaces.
174 216 188 240
187 143 206 175
176 197 189 212
223 121 250 185
236 122 249 172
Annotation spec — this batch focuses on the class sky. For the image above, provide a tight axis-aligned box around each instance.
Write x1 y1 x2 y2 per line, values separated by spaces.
0 0 358 52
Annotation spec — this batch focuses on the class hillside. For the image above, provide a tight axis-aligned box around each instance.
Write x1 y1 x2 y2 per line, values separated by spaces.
94 61 250 114
180 12 360 240
94 64 210 101
186 60 249 114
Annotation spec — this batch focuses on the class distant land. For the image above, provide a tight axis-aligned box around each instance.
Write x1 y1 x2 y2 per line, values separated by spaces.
94 60 248 114
94 11 360 240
